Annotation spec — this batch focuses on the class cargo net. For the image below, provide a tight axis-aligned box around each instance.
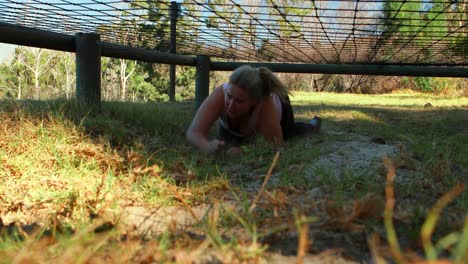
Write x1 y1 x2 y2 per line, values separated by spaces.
1 0 467 65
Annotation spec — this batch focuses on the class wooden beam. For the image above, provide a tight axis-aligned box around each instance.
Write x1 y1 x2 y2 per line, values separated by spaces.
0 22 74 52
211 62 468 78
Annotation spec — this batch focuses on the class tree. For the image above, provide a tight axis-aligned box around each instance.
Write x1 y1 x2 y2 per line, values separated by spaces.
127 0 170 51
449 1 467 58
0 63 15 98
50 52 75 99
175 65 196 100
96 1 172 101
22 47 56 99
179 0 205 55
118 59 137 101
272 0 312 39
266 0 311 61
101 57 119 101
424 0 448 39
205 0 244 57
129 70 166 102
0 47 30 99
0 63 14 99
382 1 424 39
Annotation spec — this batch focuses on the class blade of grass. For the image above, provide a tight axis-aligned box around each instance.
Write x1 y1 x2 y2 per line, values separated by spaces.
368 233 387 264
164 182 200 222
421 183 465 260
295 213 309 264
383 156 406 264
434 232 460 256
249 151 280 213
453 214 468 264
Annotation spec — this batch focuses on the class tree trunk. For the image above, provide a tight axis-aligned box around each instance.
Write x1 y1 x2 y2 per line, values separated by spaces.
16 55 24 100
461 3 466 28
64 53 74 99
65 72 71 99
34 71 40 100
17 73 22 100
119 59 135 102
120 59 126 101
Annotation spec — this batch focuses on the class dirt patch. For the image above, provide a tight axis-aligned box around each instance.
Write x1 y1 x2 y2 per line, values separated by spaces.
304 131 398 180
117 203 236 237
230 131 411 194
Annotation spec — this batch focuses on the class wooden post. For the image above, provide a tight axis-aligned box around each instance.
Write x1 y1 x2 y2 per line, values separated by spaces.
75 33 101 107
169 1 178 101
195 55 210 109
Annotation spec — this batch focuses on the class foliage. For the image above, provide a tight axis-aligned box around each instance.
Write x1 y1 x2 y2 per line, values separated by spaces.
424 0 448 40
175 65 196 100
446 1 467 58
1 1 467 100
415 76 432 92
0 46 200 102
0 63 16 98
1 45 467 100
269 0 313 39
377 0 467 64
381 1 424 39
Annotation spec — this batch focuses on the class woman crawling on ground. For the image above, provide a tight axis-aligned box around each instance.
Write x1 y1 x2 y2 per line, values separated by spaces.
186 65 321 154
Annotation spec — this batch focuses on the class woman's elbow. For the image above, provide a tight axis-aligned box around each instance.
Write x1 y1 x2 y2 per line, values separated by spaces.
186 127 202 146
186 127 194 144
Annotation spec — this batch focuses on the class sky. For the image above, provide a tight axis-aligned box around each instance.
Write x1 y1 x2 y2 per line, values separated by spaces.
0 43 16 64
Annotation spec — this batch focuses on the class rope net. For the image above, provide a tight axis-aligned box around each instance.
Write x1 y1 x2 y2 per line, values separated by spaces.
1 0 467 65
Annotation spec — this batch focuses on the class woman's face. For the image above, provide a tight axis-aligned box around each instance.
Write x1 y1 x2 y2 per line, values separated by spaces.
225 84 256 119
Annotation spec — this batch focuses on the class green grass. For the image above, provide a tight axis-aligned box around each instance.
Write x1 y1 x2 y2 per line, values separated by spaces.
0 92 467 263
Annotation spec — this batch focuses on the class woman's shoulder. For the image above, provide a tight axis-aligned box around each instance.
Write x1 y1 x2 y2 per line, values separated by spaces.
201 84 226 109
212 84 226 97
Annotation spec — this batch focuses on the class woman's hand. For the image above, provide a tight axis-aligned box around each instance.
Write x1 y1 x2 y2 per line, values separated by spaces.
203 139 225 153
186 86 226 153
226 146 243 156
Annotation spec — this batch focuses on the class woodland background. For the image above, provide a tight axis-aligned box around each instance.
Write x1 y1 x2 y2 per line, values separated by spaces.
0 0 466 101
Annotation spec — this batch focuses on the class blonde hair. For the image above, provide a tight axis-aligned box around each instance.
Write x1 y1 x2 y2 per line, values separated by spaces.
229 65 290 102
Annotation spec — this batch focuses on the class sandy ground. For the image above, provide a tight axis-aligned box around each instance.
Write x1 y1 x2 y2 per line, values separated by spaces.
304 131 398 180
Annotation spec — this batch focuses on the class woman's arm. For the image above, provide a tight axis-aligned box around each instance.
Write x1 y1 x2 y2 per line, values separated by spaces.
256 96 284 145
186 85 226 153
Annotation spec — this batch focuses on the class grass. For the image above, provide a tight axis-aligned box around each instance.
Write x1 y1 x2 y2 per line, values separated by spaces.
0 91 467 263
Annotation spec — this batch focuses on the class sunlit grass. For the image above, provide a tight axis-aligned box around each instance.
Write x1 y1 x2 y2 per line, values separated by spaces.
291 91 468 107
